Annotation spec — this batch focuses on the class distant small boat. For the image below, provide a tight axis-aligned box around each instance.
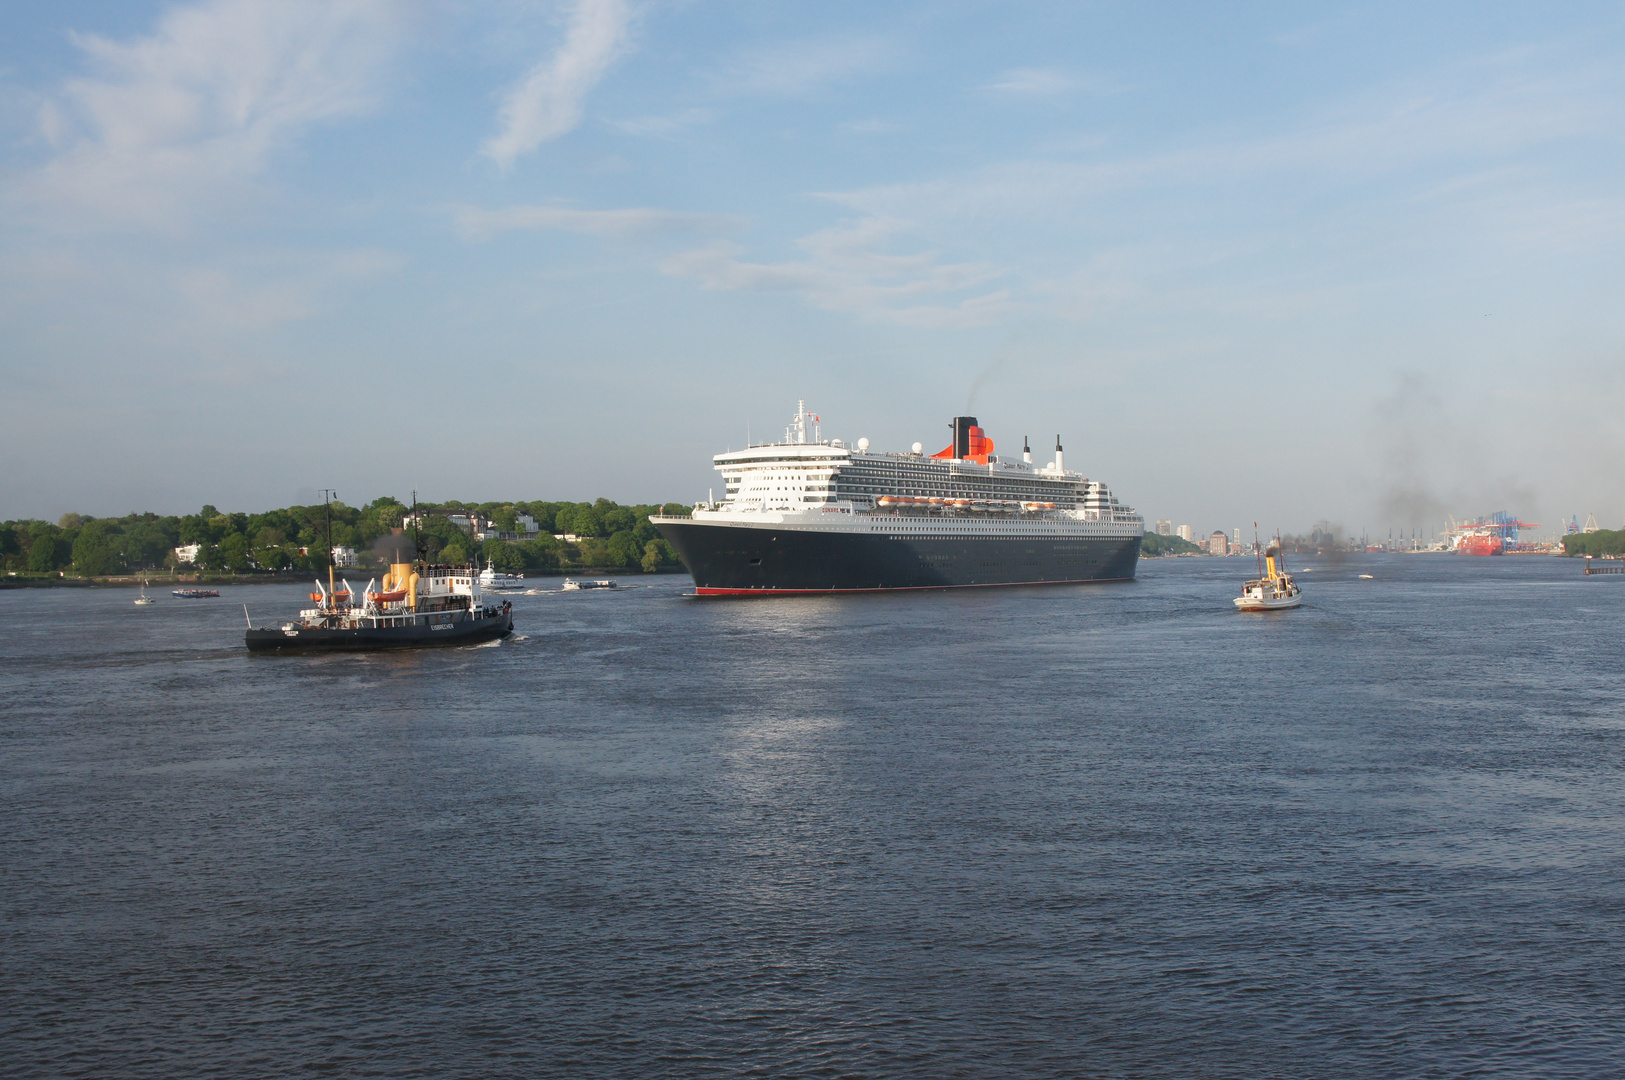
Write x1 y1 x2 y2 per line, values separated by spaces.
1235 531 1301 611
173 588 220 598
1358 573 1374 579
134 579 155 605
562 578 616 591
478 562 526 592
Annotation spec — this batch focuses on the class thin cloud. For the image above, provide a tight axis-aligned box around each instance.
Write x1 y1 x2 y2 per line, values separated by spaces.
830 58 1617 222
608 107 715 138
717 36 897 98
984 67 1076 96
662 217 1020 328
456 203 744 241
16 0 400 229
482 0 631 170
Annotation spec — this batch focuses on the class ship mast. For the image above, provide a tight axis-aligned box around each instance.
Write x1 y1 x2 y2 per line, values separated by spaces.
411 489 425 564
320 488 338 610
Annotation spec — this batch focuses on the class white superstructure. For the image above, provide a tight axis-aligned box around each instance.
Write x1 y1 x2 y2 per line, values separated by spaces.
666 400 1142 541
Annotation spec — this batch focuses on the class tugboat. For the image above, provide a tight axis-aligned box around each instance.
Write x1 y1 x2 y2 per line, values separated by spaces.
1235 529 1301 611
244 492 513 652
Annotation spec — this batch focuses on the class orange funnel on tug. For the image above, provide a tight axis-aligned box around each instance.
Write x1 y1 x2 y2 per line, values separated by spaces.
932 415 995 464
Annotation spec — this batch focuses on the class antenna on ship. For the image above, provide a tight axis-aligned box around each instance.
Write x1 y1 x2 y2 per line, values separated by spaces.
411 489 425 561
320 488 338 611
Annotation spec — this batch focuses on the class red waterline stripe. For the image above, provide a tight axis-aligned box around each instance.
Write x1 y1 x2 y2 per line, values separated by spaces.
693 577 1133 597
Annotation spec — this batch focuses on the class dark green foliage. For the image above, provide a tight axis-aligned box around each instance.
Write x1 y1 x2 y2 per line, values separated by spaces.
572 507 605 538
481 538 526 573
2 495 686 576
71 520 124 575
606 530 642 567
1141 532 1204 557
516 535 560 571
27 524 68 571
1563 530 1625 557
218 534 252 572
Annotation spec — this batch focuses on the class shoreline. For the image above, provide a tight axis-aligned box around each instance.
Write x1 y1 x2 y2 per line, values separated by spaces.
1 566 692 589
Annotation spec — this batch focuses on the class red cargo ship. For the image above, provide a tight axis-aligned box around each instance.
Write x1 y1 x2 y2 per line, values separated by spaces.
1456 534 1503 556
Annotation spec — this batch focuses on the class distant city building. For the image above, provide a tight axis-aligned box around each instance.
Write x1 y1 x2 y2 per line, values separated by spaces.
1208 531 1229 556
1176 524 1194 542
1233 529 1242 549
1155 519 1173 536
173 543 201 564
331 546 359 568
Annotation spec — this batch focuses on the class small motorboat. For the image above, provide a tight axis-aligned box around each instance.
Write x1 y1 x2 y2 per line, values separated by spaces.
562 578 617 591
1235 531 1301 611
173 588 221 599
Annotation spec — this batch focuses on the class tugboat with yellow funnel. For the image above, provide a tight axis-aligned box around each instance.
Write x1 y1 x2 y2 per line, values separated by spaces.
1235 527 1302 611
245 493 513 652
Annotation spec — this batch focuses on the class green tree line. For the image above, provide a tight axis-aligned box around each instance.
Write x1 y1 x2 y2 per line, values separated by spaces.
1562 530 1625 557
1141 531 1204 557
1 499 692 577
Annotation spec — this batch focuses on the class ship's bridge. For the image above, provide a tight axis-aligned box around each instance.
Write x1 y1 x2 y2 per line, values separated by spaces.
714 442 852 512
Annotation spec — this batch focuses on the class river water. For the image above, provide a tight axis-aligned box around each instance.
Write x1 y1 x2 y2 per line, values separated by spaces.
3 555 1623 1078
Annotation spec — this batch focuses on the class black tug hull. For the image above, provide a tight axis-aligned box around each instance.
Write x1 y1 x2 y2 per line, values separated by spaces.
656 520 1141 595
245 612 513 653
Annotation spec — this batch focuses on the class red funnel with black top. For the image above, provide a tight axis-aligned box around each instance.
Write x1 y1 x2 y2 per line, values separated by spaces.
932 416 995 463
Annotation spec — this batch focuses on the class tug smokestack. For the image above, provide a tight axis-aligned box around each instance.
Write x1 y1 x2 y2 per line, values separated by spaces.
951 416 978 459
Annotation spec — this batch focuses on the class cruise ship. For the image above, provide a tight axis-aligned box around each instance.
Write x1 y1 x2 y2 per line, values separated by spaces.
652 401 1144 595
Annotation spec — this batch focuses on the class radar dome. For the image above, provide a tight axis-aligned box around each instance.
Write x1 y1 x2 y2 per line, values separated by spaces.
912 442 923 454
857 437 870 451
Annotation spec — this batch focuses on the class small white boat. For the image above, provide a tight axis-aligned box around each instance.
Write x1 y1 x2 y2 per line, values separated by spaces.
1235 532 1301 611
562 578 617 591
478 562 526 592
134 579 155 605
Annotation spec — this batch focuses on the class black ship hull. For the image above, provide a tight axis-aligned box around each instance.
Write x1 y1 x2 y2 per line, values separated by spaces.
656 520 1141 595
245 611 513 653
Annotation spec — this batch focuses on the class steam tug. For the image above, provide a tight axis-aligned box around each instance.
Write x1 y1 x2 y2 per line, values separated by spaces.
652 401 1144 594
1235 532 1302 611
245 494 513 652
245 560 513 652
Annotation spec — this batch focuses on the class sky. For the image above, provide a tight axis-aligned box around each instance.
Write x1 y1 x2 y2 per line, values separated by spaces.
3 1 1624 537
